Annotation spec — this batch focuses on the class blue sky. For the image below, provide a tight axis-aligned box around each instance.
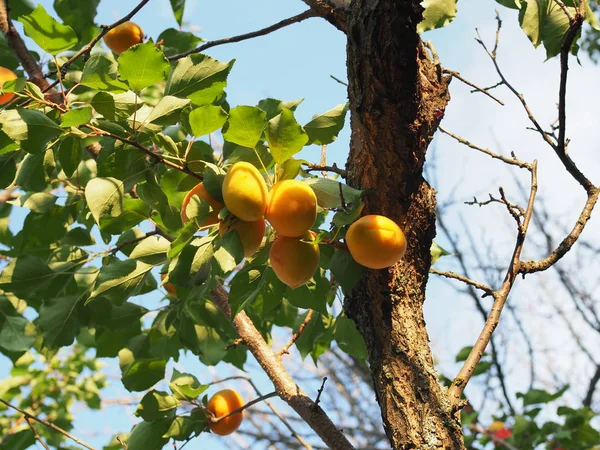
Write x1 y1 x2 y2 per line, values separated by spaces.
2 0 600 448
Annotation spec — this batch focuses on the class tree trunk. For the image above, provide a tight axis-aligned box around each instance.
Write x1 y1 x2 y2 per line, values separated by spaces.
344 1 464 448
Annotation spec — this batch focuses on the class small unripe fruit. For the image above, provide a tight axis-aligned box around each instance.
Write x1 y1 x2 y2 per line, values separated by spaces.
222 162 268 222
207 389 245 436
346 215 406 269
181 182 223 226
103 22 144 55
220 216 266 257
0 67 17 105
266 180 317 237
270 232 320 288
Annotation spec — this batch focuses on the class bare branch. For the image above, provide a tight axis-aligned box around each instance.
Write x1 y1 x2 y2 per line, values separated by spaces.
0 397 95 450
430 268 494 296
315 377 328 406
449 161 538 406
279 309 314 356
442 69 505 105
25 417 50 450
209 285 354 449
303 163 348 178
168 10 318 61
301 0 347 32
438 126 532 170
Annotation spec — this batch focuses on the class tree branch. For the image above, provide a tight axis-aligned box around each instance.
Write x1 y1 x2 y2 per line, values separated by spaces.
442 69 505 106
0 397 95 450
209 285 354 449
279 310 314 356
429 268 494 297
301 0 347 32
25 417 50 450
168 10 318 61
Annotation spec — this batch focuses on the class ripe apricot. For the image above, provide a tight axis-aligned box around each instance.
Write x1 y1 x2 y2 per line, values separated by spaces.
222 162 268 222
269 231 320 288
266 180 317 237
160 273 176 296
103 22 144 55
0 67 17 104
345 215 406 269
220 216 266 257
181 182 223 226
207 389 245 436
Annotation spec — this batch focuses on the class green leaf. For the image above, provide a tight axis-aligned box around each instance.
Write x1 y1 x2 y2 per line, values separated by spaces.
158 28 202 57
38 295 81 347
222 105 267 148
472 361 492 376
17 4 77 55
85 177 125 225
257 97 303 120
519 0 580 58
329 250 363 293
80 53 129 92
129 236 171 264
417 0 458 33
334 314 367 360
168 235 214 287
0 130 18 155
143 95 190 125
169 0 186 26
0 296 35 352
89 260 155 304
265 109 309 164
17 108 62 154
162 416 197 441
119 347 167 392
0 256 54 293
229 266 267 317
58 134 83 177
517 385 569 406
118 42 171 91
54 0 100 39
430 241 451 265
303 178 362 209
496 0 521 8
455 346 474 362
169 369 208 401
60 107 92 128
91 91 140 121
165 54 234 105
127 418 171 450
189 105 228 137
135 390 179 421
213 232 244 274
16 153 46 191
9 192 56 213
304 103 348 145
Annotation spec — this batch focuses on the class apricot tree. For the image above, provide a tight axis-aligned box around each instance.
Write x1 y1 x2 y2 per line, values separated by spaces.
0 0 599 449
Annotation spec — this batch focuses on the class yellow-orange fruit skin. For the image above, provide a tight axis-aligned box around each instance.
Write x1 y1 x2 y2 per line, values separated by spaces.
0 67 17 104
269 232 320 289
266 180 317 237
220 217 266 257
160 273 176 296
103 22 144 55
488 421 505 433
222 162 268 222
181 183 223 226
346 215 407 269
207 389 245 436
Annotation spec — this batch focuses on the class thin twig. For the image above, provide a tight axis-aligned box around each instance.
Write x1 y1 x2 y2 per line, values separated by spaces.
314 377 328 407
279 310 314 356
25 417 50 450
429 269 494 297
330 74 348 86
110 230 160 255
0 397 96 450
168 10 317 61
209 392 278 424
303 163 347 178
442 69 505 105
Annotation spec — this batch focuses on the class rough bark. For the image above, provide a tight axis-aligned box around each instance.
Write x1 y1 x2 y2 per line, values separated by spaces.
344 1 463 448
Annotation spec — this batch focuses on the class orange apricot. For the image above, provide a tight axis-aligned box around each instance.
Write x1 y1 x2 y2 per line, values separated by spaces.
160 273 176 296
222 162 268 222
266 179 317 237
269 231 320 288
207 389 245 436
103 22 144 55
181 182 223 226
220 216 266 257
0 67 17 105
346 215 406 269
